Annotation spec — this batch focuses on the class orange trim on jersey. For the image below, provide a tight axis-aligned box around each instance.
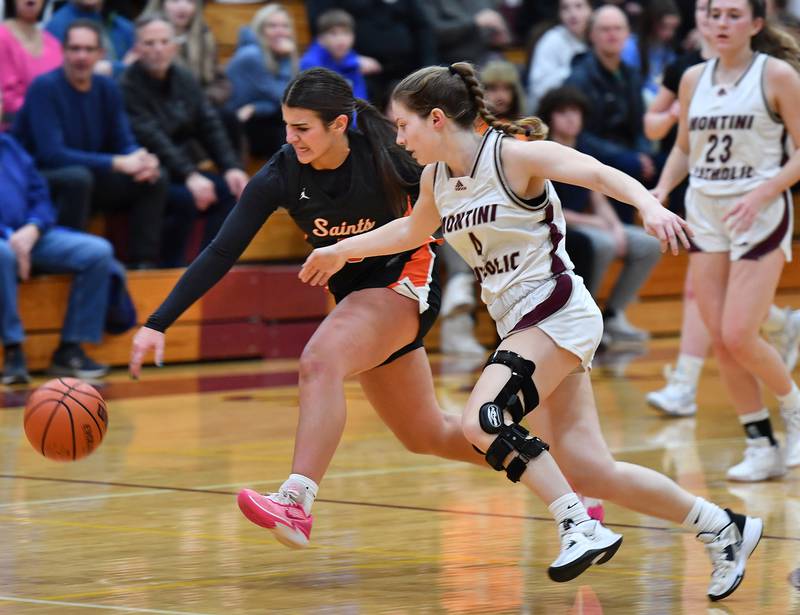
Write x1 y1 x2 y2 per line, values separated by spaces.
390 243 435 290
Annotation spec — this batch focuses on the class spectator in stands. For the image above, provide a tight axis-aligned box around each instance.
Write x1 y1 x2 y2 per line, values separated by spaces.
0 0 62 130
121 14 248 267
46 0 135 76
480 59 526 121
539 85 660 346
14 20 167 268
621 0 681 103
305 0 435 112
143 0 230 108
420 0 512 66
300 9 367 100
564 4 655 223
526 0 590 114
0 92 113 384
226 3 296 158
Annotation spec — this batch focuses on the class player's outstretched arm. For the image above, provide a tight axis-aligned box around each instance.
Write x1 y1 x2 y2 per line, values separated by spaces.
512 139 692 255
299 165 441 286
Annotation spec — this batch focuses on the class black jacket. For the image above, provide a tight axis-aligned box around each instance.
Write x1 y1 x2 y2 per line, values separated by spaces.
120 61 241 181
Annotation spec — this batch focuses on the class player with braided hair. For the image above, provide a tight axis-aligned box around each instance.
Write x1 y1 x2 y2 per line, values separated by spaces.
301 61 763 600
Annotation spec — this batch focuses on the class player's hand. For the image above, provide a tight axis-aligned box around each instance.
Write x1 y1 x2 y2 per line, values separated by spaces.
722 192 765 233
129 326 165 379
640 200 692 255
299 245 347 287
649 185 669 205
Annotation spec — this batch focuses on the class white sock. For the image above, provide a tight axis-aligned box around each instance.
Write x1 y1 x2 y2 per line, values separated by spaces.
675 354 704 387
683 497 730 535
777 382 800 411
280 474 318 515
548 492 591 530
763 305 788 332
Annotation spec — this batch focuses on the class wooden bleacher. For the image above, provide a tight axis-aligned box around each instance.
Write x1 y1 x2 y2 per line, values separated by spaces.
6 3 800 373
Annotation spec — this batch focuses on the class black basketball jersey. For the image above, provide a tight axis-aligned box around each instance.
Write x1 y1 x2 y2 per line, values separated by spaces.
146 130 425 331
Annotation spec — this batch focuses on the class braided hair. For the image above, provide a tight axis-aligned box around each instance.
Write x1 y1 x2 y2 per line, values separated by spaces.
392 62 548 140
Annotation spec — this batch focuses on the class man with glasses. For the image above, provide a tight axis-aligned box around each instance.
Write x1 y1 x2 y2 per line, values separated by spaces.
13 19 168 269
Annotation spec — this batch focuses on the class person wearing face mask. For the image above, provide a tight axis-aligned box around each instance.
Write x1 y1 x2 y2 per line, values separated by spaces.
0 0 62 130
225 3 298 159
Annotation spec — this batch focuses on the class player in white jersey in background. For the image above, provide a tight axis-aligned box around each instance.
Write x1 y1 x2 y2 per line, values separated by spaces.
645 0 800 419
300 61 762 601
654 0 800 482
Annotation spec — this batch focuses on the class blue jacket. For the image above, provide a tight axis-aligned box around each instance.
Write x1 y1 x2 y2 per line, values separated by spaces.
300 41 367 100
13 68 139 170
225 46 294 116
0 133 56 238
45 3 134 75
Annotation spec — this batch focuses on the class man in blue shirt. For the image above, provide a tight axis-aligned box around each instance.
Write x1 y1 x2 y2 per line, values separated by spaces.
15 19 167 268
0 93 113 384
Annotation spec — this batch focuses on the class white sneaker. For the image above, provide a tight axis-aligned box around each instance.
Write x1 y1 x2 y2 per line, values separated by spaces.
697 513 763 601
764 308 800 372
547 519 623 583
646 364 698 417
440 313 485 356
603 312 649 346
440 273 476 317
780 404 800 467
726 437 786 482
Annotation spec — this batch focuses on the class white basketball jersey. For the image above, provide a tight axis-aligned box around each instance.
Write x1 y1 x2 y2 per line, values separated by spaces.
433 129 574 324
688 53 787 197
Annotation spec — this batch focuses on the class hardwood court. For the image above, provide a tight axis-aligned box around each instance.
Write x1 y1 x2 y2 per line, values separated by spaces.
0 339 798 615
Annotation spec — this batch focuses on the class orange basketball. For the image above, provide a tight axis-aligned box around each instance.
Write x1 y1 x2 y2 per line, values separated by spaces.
24 378 109 461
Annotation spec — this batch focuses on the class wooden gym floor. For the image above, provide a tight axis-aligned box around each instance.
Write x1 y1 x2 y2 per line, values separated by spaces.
0 338 798 614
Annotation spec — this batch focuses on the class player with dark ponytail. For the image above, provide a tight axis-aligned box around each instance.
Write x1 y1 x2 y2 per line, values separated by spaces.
129 67 485 549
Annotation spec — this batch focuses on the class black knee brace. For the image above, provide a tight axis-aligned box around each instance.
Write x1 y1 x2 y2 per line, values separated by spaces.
484 422 550 482
478 350 539 428
474 350 548 481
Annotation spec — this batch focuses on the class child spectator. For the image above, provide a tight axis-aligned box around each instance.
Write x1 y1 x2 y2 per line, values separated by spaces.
300 9 367 100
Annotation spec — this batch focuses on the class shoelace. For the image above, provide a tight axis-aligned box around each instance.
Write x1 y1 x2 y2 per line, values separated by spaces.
705 535 737 579
662 364 695 393
267 488 301 506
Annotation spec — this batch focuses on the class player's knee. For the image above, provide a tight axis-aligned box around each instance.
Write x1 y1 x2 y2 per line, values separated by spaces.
721 322 756 358
298 344 342 382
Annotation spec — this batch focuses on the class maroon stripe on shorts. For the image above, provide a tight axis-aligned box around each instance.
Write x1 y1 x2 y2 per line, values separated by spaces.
544 203 567 274
509 273 573 335
741 192 790 260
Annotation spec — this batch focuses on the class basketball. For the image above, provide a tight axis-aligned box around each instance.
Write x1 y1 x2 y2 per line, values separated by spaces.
23 378 109 461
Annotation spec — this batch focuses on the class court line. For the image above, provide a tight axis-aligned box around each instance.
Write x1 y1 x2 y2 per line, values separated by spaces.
0 463 464 509
1 472 798 542
0 595 215 615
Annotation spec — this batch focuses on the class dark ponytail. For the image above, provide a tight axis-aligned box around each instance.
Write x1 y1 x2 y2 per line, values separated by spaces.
393 62 548 141
283 67 419 218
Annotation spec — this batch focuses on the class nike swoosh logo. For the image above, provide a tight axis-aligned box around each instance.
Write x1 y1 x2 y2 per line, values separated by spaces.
249 495 305 531
567 502 578 509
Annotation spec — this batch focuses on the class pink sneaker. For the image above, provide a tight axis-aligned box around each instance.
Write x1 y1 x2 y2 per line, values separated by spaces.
237 488 313 549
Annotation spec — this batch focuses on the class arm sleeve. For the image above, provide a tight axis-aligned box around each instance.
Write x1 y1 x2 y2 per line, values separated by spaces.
226 49 282 116
145 153 289 331
529 31 571 109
